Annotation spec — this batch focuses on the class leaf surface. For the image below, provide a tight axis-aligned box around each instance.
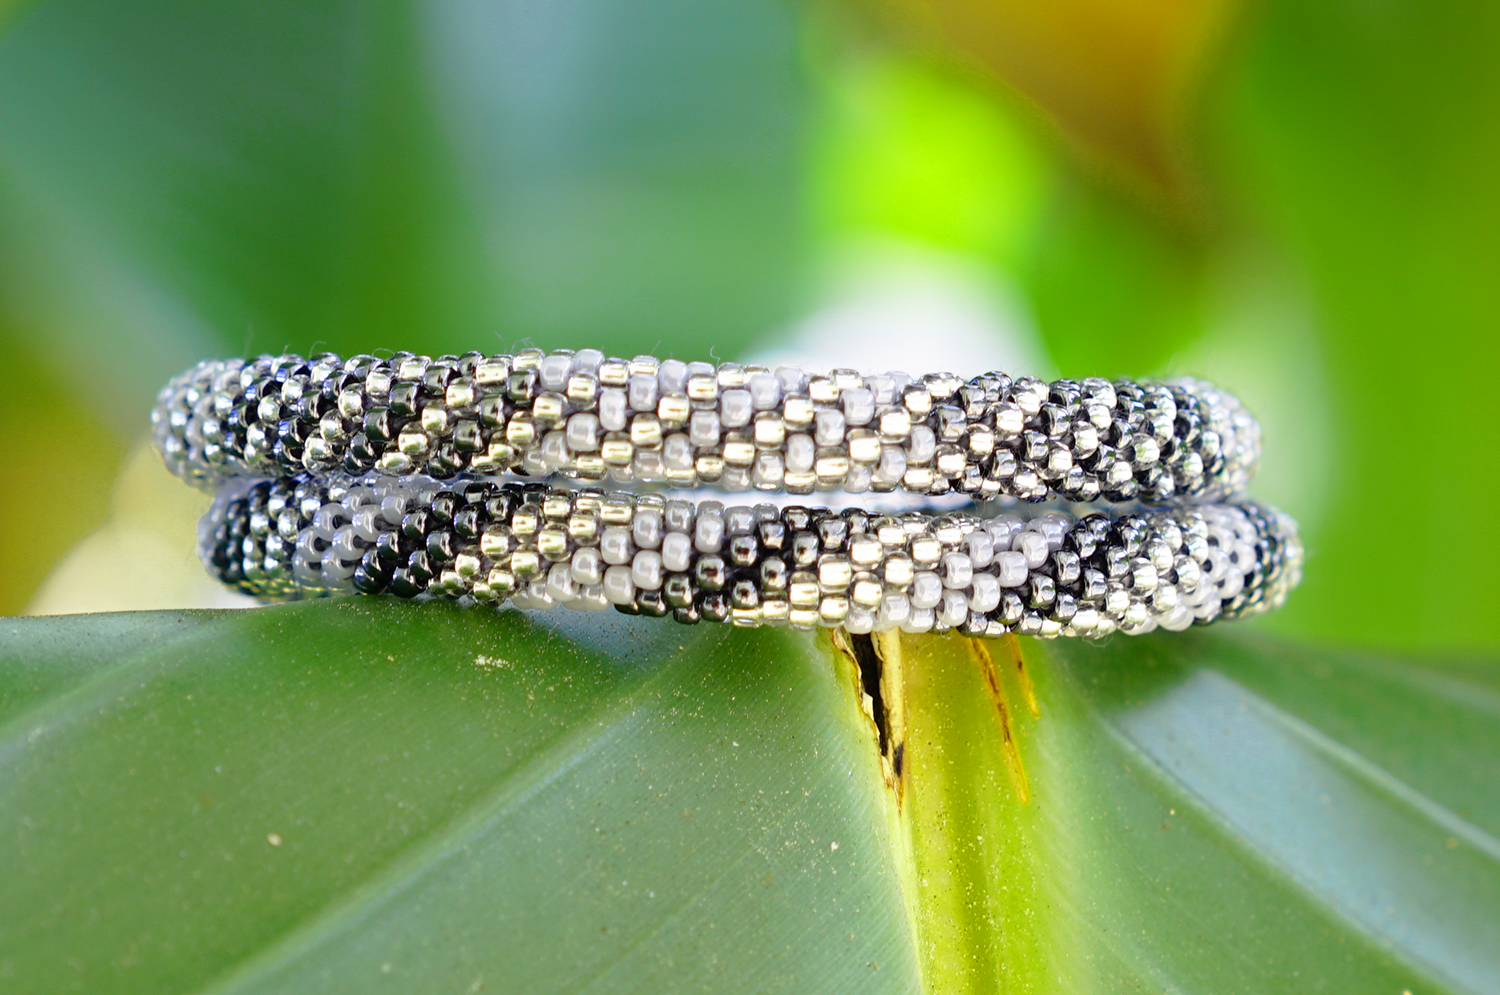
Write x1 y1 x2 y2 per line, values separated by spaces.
2 605 1496 994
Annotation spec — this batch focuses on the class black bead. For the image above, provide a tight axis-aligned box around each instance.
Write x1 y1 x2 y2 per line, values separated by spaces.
784 507 812 531
841 508 870 535
1027 574 1056 609
672 604 702 625
759 556 788 592
389 568 423 598
364 408 395 442
699 592 730 623
401 509 432 541
429 492 459 524
817 517 849 552
485 492 516 522
1051 592 1077 624
1052 549 1081 587
728 534 759 568
637 590 669 617
376 531 405 562
353 564 388 594
663 574 695 609
426 530 457 562
757 520 786 552
406 550 435 583
453 506 484 540
359 547 392 579
390 382 419 416
694 555 727 591
996 590 1025 625
1080 568 1108 600
730 578 759 609
429 444 463 478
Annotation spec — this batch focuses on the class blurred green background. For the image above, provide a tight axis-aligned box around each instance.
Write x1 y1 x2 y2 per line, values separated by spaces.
0 0 1495 650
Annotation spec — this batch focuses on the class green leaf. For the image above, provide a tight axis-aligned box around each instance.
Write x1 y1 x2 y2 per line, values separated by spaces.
4 605 1496 993
0 603 918 993
0 0 806 401
1211 0 1500 649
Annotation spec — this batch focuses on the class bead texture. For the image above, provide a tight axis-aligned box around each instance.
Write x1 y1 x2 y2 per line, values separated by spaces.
200 474 1300 637
156 350 1260 504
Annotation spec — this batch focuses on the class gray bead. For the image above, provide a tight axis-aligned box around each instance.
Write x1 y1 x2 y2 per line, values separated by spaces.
629 373 659 412
631 550 663 590
842 388 875 426
749 373 781 410
911 571 943 609
814 408 846 447
600 526 634 565
658 359 689 394
720 388 753 428
661 531 693 572
540 352 572 391
633 508 663 549
725 506 756 535
604 565 635 604
664 499 695 533
571 547 604 585
599 388 629 431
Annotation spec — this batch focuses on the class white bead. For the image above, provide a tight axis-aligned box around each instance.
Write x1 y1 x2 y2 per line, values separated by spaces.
540 430 571 471
571 348 604 373
1013 530 1049 569
906 425 936 463
628 373 658 412
786 433 815 473
720 388 753 428
631 550 663 590
872 447 905 487
749 373 781 410
694 508 725 553
965 531 993 568
575 583 609 611
599 388 628 431
658 359 688 394
603 565 635 605
661 531 693 572
902 607 935 633
841 388 875 426
910 571 943 609
689 410 721 448
774 365 806 395
941 552 973 589
968 573 1001 612
752 452 785 490
539 353 571 391
662 433 694 471
993 550 1028 588
814 409 846 447
600 526 633 565
566 413 600 452
570 547 603 586
633 508 663 549
878 592 911 627
547 562 579 602
844 607 875 634
940 591 967 629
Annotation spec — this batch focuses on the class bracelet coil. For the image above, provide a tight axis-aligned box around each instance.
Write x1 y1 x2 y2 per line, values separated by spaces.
155 350 1260 504
156 349 1300 636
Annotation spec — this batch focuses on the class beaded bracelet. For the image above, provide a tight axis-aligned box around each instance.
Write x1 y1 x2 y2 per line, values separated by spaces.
199 474 1300 638
158 350 1299 636
154 350 1260 504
